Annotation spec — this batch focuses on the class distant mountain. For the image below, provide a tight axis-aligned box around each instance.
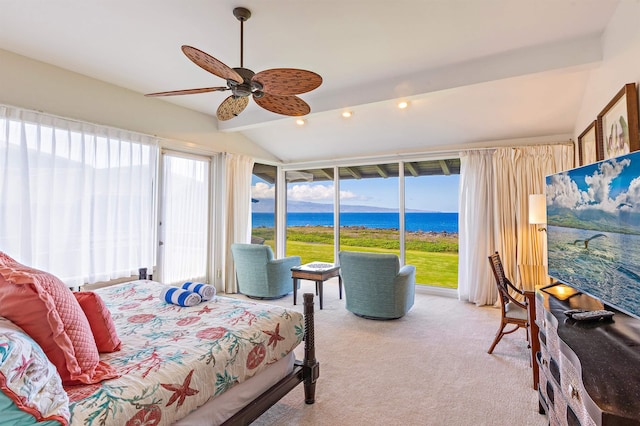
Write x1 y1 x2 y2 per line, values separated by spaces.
548 206 640 235
251 198 426 213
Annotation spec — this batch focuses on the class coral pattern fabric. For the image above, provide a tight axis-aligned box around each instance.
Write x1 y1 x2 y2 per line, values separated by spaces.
0 252 119 385
74 292 122 353
67 280 303 425
0 317 70 425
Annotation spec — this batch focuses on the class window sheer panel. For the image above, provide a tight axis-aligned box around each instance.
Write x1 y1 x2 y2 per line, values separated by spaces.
0 106 158 286
159 154 209 285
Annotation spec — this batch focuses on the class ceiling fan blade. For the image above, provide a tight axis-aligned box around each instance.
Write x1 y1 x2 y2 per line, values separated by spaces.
182 45 243 84
253 68 322 96
254 93 311 116
145 87 228 97
217 96 249 121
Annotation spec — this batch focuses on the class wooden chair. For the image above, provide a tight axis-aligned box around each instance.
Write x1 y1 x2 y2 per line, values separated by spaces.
487 252 529 354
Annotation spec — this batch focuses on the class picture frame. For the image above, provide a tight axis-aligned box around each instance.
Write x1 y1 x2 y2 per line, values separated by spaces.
596 83 639 160
577 120 598 165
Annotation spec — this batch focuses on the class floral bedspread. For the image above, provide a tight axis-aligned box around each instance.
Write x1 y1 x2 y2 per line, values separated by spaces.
66 280 304 426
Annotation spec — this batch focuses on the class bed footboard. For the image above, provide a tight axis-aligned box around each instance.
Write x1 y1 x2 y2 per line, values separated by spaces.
222 293 319 425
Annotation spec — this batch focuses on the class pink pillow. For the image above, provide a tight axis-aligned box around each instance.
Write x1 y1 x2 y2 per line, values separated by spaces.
0 253 119 385
74 292 121 353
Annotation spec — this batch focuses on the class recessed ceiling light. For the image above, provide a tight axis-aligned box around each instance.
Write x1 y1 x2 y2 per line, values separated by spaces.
341 111 353 118
295 118 306 126
398 101 409 109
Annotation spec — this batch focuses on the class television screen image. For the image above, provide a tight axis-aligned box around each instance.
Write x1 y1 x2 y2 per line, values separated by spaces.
546 150 640 319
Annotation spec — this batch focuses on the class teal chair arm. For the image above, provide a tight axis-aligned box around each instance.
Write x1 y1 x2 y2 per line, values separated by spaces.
269 256 302 268
267 256 302 294
397 265 416 283
394 265 416 315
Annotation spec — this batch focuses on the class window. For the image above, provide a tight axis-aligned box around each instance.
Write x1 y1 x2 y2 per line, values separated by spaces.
157 152 210 284
276 159 460 289
404 162 459 288
251 163 277 249
0 106 158 285
285 168 335 265
339 164 400 256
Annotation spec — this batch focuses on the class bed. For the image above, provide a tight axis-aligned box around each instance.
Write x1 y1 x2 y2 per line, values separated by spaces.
0 274 318 426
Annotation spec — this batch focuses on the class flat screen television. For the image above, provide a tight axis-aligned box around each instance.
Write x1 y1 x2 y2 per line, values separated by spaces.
545 150 640 319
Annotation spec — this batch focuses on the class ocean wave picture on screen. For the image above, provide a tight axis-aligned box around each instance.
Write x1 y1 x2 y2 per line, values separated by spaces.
546 150 640 319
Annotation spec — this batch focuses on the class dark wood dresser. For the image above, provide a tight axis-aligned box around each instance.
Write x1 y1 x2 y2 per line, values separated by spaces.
536 283 640 426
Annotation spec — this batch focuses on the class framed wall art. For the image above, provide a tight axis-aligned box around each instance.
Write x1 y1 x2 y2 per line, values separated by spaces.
596 83 639 160
577 120 598 165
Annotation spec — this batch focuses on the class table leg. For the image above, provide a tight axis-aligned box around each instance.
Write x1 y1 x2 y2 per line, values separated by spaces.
317 280 323 310
338 275 343 300
293 278 298 305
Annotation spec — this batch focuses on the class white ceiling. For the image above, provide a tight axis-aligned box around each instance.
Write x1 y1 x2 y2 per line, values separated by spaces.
0 0 620 163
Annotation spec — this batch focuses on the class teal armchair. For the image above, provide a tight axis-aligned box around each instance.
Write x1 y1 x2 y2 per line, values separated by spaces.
339 251 415 319
231 243 301 299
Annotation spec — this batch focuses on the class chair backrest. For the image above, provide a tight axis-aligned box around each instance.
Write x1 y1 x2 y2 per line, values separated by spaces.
339 251 400 285
488 251 517 305
231 243 274 264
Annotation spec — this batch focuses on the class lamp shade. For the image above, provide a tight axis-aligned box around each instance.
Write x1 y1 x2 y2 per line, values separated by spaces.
529 194 547 225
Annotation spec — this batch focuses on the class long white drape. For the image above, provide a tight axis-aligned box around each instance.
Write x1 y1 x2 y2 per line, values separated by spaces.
458 150 498 305
0 105 158 286
158 152 209 285
509 145 574 288
222 153 254 293
458 143 574 305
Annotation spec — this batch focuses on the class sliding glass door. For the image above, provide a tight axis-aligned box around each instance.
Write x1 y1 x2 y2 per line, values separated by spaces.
285 168 334 265
338 164 399 256
157 151 210 285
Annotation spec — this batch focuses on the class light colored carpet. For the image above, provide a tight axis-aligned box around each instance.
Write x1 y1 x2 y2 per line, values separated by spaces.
228 279 547 426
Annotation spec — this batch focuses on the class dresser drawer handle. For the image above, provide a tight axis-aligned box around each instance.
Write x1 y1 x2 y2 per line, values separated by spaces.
569 384 580 401
542 358 548 367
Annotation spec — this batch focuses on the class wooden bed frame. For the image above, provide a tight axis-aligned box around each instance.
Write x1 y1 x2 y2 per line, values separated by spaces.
222 292 319 425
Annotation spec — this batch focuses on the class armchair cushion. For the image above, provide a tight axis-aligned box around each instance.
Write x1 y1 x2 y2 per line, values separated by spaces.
231 244 301 299
339 251 415 319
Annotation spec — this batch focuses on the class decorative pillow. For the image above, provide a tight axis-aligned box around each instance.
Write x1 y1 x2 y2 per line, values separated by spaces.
0 252 119 385
73 292 121 353
0 317 70 425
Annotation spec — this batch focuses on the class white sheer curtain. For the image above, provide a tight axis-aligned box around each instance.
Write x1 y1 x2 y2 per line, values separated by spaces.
0 105 158 286
158 152 210 285
222 153 254 293
458 150 498 305
458 143 574 305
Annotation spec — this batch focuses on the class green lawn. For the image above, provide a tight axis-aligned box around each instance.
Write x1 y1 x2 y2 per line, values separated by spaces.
253 226 458 289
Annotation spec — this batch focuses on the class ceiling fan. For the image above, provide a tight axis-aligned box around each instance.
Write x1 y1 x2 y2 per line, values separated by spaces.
145 7 322 121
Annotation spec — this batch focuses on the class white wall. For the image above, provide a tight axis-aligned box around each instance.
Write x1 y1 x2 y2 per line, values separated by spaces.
0 48 278 160
574 1 640 140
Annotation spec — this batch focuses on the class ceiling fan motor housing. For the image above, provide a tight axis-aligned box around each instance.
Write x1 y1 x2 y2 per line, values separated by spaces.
229 67 263 98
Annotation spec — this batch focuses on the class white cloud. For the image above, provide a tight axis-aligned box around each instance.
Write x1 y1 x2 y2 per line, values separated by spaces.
614 176 640 211
547 173 582 208
252 182 362 203
582 158 630 212
547 158 635 213
252 182 275 199
286 183 359 202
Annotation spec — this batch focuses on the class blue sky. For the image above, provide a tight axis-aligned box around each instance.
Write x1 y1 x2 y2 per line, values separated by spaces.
252 174 459 213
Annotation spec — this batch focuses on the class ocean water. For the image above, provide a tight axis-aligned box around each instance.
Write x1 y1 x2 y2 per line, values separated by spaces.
252 212 458 233
547 225 640 319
